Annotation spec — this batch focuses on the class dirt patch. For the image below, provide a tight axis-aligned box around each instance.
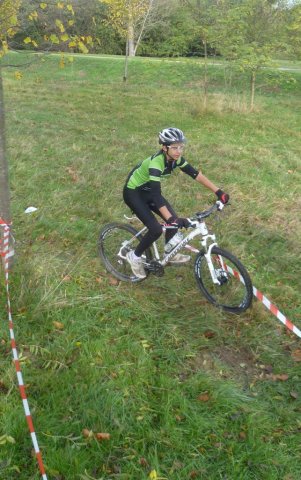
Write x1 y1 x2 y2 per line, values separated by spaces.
214 346 258 386
180 346 260 389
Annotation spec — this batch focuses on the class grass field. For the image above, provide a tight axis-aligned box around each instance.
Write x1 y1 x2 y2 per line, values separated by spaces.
0 52 300 479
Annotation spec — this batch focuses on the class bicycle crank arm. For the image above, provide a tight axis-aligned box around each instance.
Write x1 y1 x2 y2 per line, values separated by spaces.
144 260 165 277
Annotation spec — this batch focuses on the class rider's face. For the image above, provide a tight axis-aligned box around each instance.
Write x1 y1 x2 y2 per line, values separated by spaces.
163 143 185 161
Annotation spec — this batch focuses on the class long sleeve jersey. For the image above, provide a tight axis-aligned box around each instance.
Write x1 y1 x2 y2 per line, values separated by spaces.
125 150 199 209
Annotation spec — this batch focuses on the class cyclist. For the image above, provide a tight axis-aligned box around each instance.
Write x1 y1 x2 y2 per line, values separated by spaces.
123 127 229 278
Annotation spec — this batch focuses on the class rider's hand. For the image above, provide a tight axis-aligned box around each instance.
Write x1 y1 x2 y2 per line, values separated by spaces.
176 217 191 229
175 217 191 229
215 189 230 204
166 216 190 229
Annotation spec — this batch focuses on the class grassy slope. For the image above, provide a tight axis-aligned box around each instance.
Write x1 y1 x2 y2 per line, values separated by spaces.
0 53 300 479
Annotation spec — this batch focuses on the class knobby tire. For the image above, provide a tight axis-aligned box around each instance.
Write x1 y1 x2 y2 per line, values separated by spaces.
194 246 253 313
98 223 152 283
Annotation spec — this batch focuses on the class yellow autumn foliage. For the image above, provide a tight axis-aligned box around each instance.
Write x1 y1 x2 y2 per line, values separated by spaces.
101 0 150 37
0 0 21 40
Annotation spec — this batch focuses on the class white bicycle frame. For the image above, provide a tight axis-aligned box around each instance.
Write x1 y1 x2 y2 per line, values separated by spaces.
122 202 226 285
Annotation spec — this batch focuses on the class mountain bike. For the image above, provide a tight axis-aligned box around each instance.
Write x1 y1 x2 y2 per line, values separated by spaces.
98 201 253 314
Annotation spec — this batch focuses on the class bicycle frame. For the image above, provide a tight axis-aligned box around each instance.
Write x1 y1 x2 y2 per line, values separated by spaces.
119 213 225 285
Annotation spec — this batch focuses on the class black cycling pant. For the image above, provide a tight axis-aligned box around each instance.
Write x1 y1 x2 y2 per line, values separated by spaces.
123 186 178 257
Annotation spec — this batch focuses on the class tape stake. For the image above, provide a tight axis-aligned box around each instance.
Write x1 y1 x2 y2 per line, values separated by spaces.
1 221 48 480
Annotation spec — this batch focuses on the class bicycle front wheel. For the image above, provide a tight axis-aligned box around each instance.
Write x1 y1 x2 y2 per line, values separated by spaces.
98 222 152 283
194 247 253 313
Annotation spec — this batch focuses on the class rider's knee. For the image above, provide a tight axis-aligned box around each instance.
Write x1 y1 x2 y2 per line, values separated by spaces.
152 223 163 240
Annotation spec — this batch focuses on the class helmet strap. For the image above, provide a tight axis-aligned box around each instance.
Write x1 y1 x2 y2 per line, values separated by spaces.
165 146 173 160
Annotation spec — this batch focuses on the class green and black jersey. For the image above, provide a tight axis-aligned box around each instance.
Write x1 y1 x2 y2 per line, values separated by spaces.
125 151 199 209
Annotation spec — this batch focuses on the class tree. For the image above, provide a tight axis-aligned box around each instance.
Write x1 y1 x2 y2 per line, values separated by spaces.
211 0 287 110
101 0 154 57
101 0 155 80
182 0 221 109
139 0 197 57
286 1 301 57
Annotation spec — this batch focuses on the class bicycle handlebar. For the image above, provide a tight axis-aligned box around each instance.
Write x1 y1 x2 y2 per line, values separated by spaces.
193 200 225 220
163 201 226 229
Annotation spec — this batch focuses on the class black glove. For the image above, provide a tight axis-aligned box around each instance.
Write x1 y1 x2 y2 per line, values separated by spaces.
166 216 190 229
177 217 190 229
215 189 230 204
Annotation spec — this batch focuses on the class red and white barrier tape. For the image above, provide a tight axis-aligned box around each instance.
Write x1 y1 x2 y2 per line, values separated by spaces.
1 221 48 480
224 261 301 339
252 286 301 339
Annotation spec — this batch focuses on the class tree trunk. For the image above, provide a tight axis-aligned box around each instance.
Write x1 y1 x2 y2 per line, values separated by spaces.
134 0 154 56
128 10 135 57
250 70 256 111
123 39 129 82
203 39 208 110
0 71 11 225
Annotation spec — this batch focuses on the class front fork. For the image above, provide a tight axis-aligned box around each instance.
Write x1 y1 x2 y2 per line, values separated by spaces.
202 235 223 285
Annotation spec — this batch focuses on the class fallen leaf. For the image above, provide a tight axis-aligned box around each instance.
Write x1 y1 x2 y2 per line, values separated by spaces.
61 274 72 282
204 330 215 339
82 429 93 439
95 432 110 441
139 457 149 468
197 392 210 402
290 391 298 399
273 374 289 381
52 321 64 330
0 381 9 394
149 470 157 480
175 414 183 422
214 442 223 448
96 277 103 284
17 306 27 314
239 431 247 440
109 276 119 286
292 349 301 362
66 166 79 182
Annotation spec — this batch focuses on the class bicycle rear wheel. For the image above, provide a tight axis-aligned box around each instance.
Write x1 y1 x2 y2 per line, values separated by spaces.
194 246 253 313
98 222 152 282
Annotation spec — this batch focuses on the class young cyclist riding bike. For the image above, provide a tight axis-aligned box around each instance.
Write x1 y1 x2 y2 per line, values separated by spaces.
123 127 229 279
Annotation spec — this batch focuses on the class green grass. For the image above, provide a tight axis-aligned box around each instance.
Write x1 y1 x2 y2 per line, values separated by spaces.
0 52 300 479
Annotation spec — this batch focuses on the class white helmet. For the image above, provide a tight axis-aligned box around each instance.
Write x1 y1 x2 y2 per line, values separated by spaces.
159 127 186 146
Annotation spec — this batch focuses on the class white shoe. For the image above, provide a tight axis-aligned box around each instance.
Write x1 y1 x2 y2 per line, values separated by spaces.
168 253 191 264
126 250 146 279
